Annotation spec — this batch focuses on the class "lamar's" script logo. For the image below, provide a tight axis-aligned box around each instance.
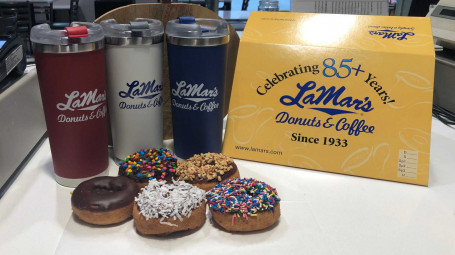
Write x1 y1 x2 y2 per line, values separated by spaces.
368 29 414 40
119 80 162 100
172 81 218 103
57 89 106 111
280 81 374 115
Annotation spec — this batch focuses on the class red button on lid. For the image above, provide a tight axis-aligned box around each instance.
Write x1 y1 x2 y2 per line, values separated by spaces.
65 26 89 38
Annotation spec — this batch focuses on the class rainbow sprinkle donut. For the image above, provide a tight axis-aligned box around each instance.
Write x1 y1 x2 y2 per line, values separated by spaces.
207 178 281 232
118 148 179 188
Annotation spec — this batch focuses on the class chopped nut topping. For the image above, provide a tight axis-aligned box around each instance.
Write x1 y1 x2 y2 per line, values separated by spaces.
176 153 235 182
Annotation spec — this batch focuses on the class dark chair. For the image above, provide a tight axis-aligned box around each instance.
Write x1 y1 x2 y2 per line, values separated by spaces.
32 2 54 25
0 15 18 36
95 0 134 19
69 0 79 21
0 2 33 54
0 2 33 32
174 0 205 7
52 0 79 28
241 0 249 10
219 0 231 11
408 0 439 17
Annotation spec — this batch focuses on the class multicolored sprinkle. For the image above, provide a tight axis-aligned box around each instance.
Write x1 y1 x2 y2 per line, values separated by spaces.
118 148 179 183
207 178 280 219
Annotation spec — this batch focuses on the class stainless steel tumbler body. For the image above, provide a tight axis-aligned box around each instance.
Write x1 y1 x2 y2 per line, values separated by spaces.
31 23 109 187
102 19 164 160
166 17 229 159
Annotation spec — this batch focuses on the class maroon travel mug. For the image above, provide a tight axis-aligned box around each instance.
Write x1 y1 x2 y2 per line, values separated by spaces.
31 23 109 187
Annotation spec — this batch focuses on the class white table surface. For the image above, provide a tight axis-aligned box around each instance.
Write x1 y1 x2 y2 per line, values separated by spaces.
0 118 454 255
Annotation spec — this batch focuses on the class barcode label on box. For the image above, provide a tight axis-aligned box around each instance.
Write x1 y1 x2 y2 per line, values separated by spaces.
397 149 418 179
5 45 23 75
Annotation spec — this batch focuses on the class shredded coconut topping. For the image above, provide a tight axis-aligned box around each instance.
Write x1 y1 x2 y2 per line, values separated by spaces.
135 179 206 225
176 153 235 182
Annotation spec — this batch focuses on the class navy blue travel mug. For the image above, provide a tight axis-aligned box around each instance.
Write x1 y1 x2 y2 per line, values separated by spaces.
166 17 229 159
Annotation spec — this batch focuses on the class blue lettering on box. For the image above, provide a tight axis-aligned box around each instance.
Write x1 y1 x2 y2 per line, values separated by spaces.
368 29 415 40
279 81 374 115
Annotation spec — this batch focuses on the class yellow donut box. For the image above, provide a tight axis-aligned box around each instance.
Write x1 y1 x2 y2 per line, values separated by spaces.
223 12 435 186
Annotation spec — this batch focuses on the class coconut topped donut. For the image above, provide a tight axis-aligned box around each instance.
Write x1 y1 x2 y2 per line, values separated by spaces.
176 153 240 191
135 179 206 226
207 178 281 232
118 148 179 187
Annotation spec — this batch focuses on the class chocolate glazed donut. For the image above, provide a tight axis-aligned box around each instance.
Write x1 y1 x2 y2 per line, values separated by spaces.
71 176 139 225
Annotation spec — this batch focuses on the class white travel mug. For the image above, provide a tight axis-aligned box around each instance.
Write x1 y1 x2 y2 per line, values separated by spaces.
102 18 164 160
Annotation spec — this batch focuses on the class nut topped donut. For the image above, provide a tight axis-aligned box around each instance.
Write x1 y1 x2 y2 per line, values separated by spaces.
71 176 139 225
207 178 281 232
133 179 206 235
118 148 179 189
176 153 240 191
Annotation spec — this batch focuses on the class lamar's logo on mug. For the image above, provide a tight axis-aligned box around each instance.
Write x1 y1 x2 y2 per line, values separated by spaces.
171 81 220 112
117 80 163 110
56 89 107 123
119 80 162 100
57 89 106 111
172 81 218 102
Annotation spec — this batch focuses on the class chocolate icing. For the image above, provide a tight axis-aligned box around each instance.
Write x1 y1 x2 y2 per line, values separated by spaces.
71 176 139 212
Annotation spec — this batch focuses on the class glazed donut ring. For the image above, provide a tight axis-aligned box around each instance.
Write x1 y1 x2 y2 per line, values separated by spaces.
207 178 280 232
71 176 139 225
